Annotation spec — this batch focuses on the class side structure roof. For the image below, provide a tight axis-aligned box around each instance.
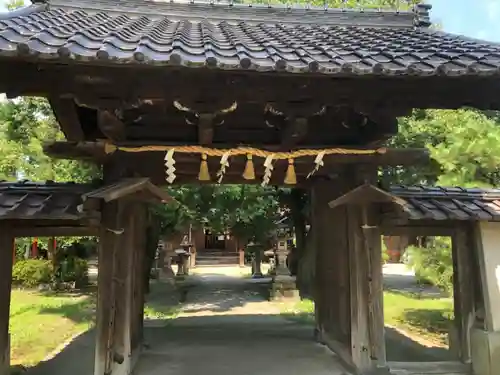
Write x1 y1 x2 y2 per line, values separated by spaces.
0 0 499 77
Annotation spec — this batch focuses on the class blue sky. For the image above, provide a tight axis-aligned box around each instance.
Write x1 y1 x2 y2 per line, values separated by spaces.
0 0 498 43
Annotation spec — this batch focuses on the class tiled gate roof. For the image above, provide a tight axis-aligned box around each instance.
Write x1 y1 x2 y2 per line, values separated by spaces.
390 185 500 221
1 0 500 76
0 181 93 220
0 178 171 221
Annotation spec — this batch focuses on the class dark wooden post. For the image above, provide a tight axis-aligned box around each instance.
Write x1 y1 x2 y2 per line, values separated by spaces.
130 204 148 360
111 201 136 375
311 178 353 363
0 227 14 375
95 200 146 375
451 224 476 364
310 167 386 374
94 201 122 375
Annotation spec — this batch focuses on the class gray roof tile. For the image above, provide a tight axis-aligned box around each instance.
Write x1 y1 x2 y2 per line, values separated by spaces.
390 185 500 221
0 0 499 76
0 180 92 220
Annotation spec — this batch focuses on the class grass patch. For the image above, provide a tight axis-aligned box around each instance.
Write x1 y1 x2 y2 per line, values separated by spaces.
280 298 315 325
10 289 96 366
10 282 182 368
279 291 454 346
384 290 453 346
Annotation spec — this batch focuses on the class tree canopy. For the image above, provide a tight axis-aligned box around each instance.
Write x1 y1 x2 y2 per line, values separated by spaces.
0 98 99 182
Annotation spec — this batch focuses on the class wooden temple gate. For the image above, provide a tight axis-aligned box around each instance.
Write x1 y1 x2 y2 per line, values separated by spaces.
1 0 500 374
0 179 171 375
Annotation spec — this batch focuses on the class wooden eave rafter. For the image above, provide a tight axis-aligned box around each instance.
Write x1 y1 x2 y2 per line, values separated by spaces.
328 183 407 209
83 178 172 204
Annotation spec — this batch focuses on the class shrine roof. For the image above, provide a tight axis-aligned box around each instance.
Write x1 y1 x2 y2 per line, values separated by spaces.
389 185 500 221
1 0 500 77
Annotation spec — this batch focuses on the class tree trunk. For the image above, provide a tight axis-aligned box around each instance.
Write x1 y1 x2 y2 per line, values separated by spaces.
290 188 306 276
297 227 315 299
144 213 160 295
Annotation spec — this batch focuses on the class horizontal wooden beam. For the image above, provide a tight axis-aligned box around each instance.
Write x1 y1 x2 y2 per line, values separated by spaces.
43 141 108 162
44 141 430 166
388 361 470 375
3 62 500 111
381 224 455 237
10 226 98 237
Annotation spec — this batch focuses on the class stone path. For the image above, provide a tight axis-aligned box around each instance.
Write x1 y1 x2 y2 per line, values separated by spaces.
135 273 349 375
382 263 446 298
25 264 451 375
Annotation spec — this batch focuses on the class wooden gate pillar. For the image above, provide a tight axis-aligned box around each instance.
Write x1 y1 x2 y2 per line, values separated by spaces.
450 224 476 364
94 201 146 375
311 168 386 374
0 228 14 375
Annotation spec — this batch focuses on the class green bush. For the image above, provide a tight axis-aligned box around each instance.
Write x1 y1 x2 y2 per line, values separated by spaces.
405 237 453 294
12 259 53 288
60 257 88 286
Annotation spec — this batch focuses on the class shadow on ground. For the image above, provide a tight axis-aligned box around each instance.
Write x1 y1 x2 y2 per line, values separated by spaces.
402 308 453 337
280 312 452 362
25 329 96 375
177 274 272 314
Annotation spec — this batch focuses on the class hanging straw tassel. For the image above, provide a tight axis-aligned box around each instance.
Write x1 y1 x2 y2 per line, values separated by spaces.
242 154 255 180
198 154 211 181
284 158 297 185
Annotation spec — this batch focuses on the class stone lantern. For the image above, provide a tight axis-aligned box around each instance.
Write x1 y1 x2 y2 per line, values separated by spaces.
247 241 264 278
270 233 298 300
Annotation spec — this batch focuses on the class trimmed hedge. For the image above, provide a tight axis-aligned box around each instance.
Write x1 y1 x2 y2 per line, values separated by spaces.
12 257 89 289
12 259 53 288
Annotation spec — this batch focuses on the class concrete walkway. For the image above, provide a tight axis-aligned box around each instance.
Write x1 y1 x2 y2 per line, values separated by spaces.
135 272 349 375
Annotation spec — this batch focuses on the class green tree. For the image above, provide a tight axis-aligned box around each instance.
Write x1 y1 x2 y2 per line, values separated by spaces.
0 97 99 182
385 109 500 188
6 0 24 11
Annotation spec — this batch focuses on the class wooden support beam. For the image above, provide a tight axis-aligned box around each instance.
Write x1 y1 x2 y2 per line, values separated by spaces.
130 204 147 366
44 141 430 167
94 201 121 375
0 228 14 375
451 224 476 364
197 114 215 146
111 201 136 375
388 361 471 375
311 167 387 374
4 61 500 111
11 226 98 237
381 224 455 237
43 141 109 161
311 178 353 368
48 97 85 141
281 118 308 149
98 110 126 142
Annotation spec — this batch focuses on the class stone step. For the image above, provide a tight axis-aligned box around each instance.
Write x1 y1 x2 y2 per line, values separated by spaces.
199 250 239 257
195 256 239 266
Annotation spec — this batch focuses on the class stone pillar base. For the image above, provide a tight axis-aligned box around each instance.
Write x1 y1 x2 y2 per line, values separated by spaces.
159 266 176 283
270 275 299 301
471 328 500 375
